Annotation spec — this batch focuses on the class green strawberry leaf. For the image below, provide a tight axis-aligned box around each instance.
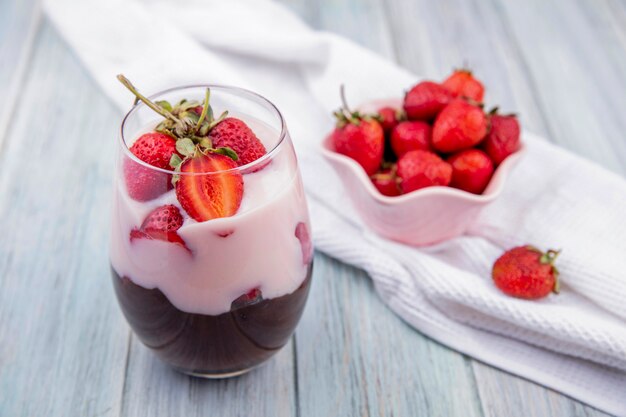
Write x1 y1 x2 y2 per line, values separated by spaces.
169 154 183 169
214 146 239 161
199 137 213 150
176 138 196 157
156 100 172 112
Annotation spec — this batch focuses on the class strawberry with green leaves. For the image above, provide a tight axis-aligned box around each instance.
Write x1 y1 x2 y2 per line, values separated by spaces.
330 86 384 176
492 246 561 299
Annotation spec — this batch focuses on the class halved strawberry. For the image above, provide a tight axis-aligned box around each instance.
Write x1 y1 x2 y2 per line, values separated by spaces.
124 132 180 201
210 118 267 167
175 153 244 222
130 204 188 249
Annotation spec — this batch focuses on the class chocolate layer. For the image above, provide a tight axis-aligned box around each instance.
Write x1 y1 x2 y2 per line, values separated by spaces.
112 264 312 375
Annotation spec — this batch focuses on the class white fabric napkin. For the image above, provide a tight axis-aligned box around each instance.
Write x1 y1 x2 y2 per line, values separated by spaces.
43 0 626 414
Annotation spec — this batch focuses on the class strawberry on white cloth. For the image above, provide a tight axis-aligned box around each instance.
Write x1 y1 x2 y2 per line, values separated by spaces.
43 0 626 414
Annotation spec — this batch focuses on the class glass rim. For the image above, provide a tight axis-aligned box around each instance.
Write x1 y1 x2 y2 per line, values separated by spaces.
119 84 288 175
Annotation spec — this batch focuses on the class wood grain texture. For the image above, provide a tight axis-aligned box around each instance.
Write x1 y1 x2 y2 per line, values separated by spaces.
0 21 128 417
0 0 624 416
0 0 41 152
120 338 296 417
295 253 483 417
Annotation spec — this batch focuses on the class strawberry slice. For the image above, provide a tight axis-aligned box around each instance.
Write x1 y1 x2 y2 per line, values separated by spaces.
295 222 313 264
130 204 188 249
231 288 263 309
210 118 267 167
124 132 180 201
175 153 243 222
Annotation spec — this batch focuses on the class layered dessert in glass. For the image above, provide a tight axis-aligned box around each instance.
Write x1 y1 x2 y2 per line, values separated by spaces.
110 77 313 377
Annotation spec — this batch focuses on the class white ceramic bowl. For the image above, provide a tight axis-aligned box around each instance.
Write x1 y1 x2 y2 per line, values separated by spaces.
321 99 525 246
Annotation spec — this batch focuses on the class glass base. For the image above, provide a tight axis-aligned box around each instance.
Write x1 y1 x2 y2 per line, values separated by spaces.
180 366 256 379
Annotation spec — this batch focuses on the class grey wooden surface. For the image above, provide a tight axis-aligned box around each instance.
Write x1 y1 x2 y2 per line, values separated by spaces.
0 0 623 416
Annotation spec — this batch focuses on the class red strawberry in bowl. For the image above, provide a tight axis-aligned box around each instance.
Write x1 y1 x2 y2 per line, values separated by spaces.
397 150 452 193
175 151 244 222
124 132 180 201
442 69 485 102
377 106 404 134
130 204 188 249
447 149 494 194
483 110 521 165
330 87 384 176
432 99 487 153
211 117 267 168
371 166 401 197
390 121 432 157
403 81 452 121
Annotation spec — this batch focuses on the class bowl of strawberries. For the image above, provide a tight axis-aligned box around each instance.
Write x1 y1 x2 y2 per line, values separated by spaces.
322 69 524 246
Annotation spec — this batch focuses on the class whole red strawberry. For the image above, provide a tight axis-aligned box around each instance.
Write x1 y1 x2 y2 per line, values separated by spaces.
443 69 485 102
175 152 244 222
370 166 401 197
397 150 452 193
130 204 188 249
390 121 432 157
403 81 453 121
492 246 561 299
211 117 267 167
483 112 521 165
432 100 487 153
124 132 180 201
331 87 384 176
377 107 403 134
448 149 494 194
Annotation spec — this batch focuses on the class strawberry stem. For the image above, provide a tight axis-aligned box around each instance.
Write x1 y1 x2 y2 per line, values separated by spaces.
208 110 229 130
339 84 352 119
194 88 211 133
540 249 561 265
117 74 180 123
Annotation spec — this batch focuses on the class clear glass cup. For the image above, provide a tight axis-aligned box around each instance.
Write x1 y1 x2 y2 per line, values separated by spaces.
110 85 313 378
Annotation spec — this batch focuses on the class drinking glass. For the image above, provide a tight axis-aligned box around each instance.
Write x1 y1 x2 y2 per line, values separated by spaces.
110 85 313 377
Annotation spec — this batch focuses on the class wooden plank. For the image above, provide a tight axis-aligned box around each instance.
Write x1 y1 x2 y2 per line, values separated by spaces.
278 0 395 60
120 338 296 417
294 254 483 417
493 0 626 174
474 363 611 417
0 20 129 417
0 0 41 153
